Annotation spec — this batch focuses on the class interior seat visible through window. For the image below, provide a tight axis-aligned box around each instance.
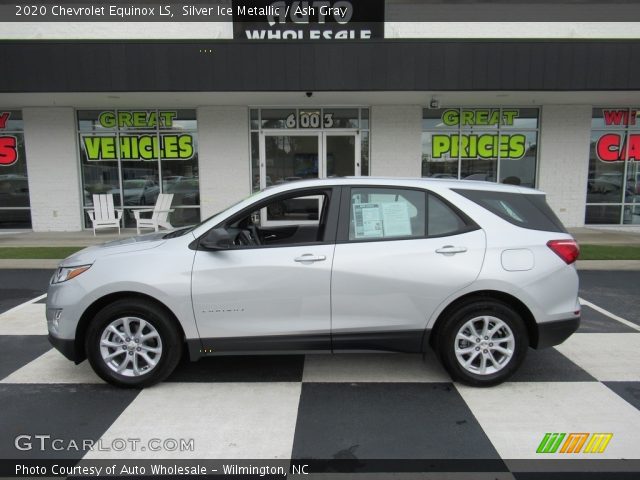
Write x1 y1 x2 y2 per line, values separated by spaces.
226 190 331 247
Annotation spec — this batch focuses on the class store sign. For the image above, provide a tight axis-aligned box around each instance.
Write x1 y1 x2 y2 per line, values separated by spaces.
285 111 334 128
431 109 527 160
82 110 194 161
595 109 640 162
0 112 18 166
232 0 384 40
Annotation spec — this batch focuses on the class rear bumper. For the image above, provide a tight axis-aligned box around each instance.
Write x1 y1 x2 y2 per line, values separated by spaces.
48 334 81 363
534 316 580 349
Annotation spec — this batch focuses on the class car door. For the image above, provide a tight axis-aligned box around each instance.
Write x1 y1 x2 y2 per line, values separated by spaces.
191 187 340 352
331 185 486 352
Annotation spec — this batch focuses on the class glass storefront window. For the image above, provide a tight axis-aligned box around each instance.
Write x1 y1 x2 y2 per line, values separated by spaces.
421 131 458 178
323 108 359 129
499 130 537 187
0 110 31 229
422 107 539 188
460 157 497 183
78 109 199 228
251 132 260 192
586 108 640 225
250 109 260 130
260 109 297 129
80 133 120 208
361 130 370 176
502 108 539 130
360 109 369 130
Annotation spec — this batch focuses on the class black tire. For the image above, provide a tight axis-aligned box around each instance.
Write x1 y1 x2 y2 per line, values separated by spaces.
435 299 528 387
85 298 183 388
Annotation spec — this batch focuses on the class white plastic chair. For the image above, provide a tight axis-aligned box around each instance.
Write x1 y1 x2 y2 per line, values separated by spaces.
87 194 123 235
133 193 175 234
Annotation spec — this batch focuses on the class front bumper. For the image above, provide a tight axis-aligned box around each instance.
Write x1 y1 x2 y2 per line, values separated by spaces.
48 334 81 363
46 280 88 363
534 316 580 349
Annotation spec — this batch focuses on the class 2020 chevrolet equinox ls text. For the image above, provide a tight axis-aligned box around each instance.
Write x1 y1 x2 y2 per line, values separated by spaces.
47 178 581 388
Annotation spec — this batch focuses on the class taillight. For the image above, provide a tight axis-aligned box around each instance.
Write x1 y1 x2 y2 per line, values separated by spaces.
547 239 580 265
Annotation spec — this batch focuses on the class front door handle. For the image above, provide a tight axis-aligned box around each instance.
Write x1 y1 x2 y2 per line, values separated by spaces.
294 254 327 263
435 245 468 255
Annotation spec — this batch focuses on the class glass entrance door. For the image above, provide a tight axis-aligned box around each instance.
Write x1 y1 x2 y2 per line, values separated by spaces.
260 133 322 223
260 133 321 189
324 132 360 177
259 131 360 189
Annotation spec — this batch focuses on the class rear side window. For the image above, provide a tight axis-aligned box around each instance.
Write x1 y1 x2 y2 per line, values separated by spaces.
346 187 476 241
349 188 426 240
453 189 567 233
428 194 468 236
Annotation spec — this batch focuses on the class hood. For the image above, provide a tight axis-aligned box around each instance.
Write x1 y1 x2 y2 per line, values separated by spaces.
60 231 168 266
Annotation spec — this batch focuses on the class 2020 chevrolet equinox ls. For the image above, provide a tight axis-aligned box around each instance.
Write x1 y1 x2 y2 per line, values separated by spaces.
47 178 580 388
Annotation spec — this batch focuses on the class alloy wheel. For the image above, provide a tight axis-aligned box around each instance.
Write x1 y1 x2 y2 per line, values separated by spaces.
99 317 163 377
453 315 515 375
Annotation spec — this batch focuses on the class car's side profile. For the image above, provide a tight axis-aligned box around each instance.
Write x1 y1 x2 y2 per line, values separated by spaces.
47 178 580 388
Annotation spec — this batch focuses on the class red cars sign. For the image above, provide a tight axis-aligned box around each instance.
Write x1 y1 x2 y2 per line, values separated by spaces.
595 109 640 162
0 112 18 166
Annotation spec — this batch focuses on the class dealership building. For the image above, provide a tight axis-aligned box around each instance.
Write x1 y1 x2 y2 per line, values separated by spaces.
1 1 640 231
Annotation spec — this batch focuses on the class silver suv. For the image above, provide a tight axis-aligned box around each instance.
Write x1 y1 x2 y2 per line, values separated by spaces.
47 178 580 388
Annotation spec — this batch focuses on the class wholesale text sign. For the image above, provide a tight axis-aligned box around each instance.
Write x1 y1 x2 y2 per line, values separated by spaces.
232 0 384 40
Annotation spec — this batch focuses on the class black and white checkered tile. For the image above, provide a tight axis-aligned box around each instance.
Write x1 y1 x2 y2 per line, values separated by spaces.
0 280 639 471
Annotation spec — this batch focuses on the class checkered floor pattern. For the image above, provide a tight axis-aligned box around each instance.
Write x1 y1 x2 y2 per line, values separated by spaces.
0 284 639 474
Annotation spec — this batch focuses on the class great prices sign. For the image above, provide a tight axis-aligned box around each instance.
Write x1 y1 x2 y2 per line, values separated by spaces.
431 109 527 160
595 109 640 162
0 112 18 166
82 110 194 161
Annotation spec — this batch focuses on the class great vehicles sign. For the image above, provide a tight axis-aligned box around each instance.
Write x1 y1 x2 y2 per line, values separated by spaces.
232 0 384 40
81 110 194 161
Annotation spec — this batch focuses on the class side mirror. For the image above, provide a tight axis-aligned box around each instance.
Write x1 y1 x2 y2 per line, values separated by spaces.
199 228 233 250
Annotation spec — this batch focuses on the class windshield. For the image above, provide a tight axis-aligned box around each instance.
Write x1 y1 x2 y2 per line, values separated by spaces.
162 194 257 239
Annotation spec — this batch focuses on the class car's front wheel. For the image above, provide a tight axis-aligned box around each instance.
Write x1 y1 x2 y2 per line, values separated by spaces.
436 300 528 386
86 299 182 388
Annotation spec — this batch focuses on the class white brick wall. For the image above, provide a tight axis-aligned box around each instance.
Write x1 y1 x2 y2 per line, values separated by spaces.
370 105 422 177
537 105 592 228
23 108 83 231
197 106 250 218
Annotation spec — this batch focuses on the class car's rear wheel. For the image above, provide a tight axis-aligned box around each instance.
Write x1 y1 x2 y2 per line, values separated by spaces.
436 300 528 386
86 299 182 388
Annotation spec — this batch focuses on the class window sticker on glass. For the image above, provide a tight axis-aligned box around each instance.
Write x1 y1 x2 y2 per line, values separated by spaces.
381 202 412 237
353 203 383 238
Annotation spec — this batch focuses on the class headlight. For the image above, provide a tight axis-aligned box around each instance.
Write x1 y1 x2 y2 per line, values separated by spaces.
52 265 92 284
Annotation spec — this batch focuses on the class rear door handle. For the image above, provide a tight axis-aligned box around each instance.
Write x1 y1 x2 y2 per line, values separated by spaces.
435 245 468 255
294 254 327 263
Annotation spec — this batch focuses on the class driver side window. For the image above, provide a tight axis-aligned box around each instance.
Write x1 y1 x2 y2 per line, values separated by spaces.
227 190 331 248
